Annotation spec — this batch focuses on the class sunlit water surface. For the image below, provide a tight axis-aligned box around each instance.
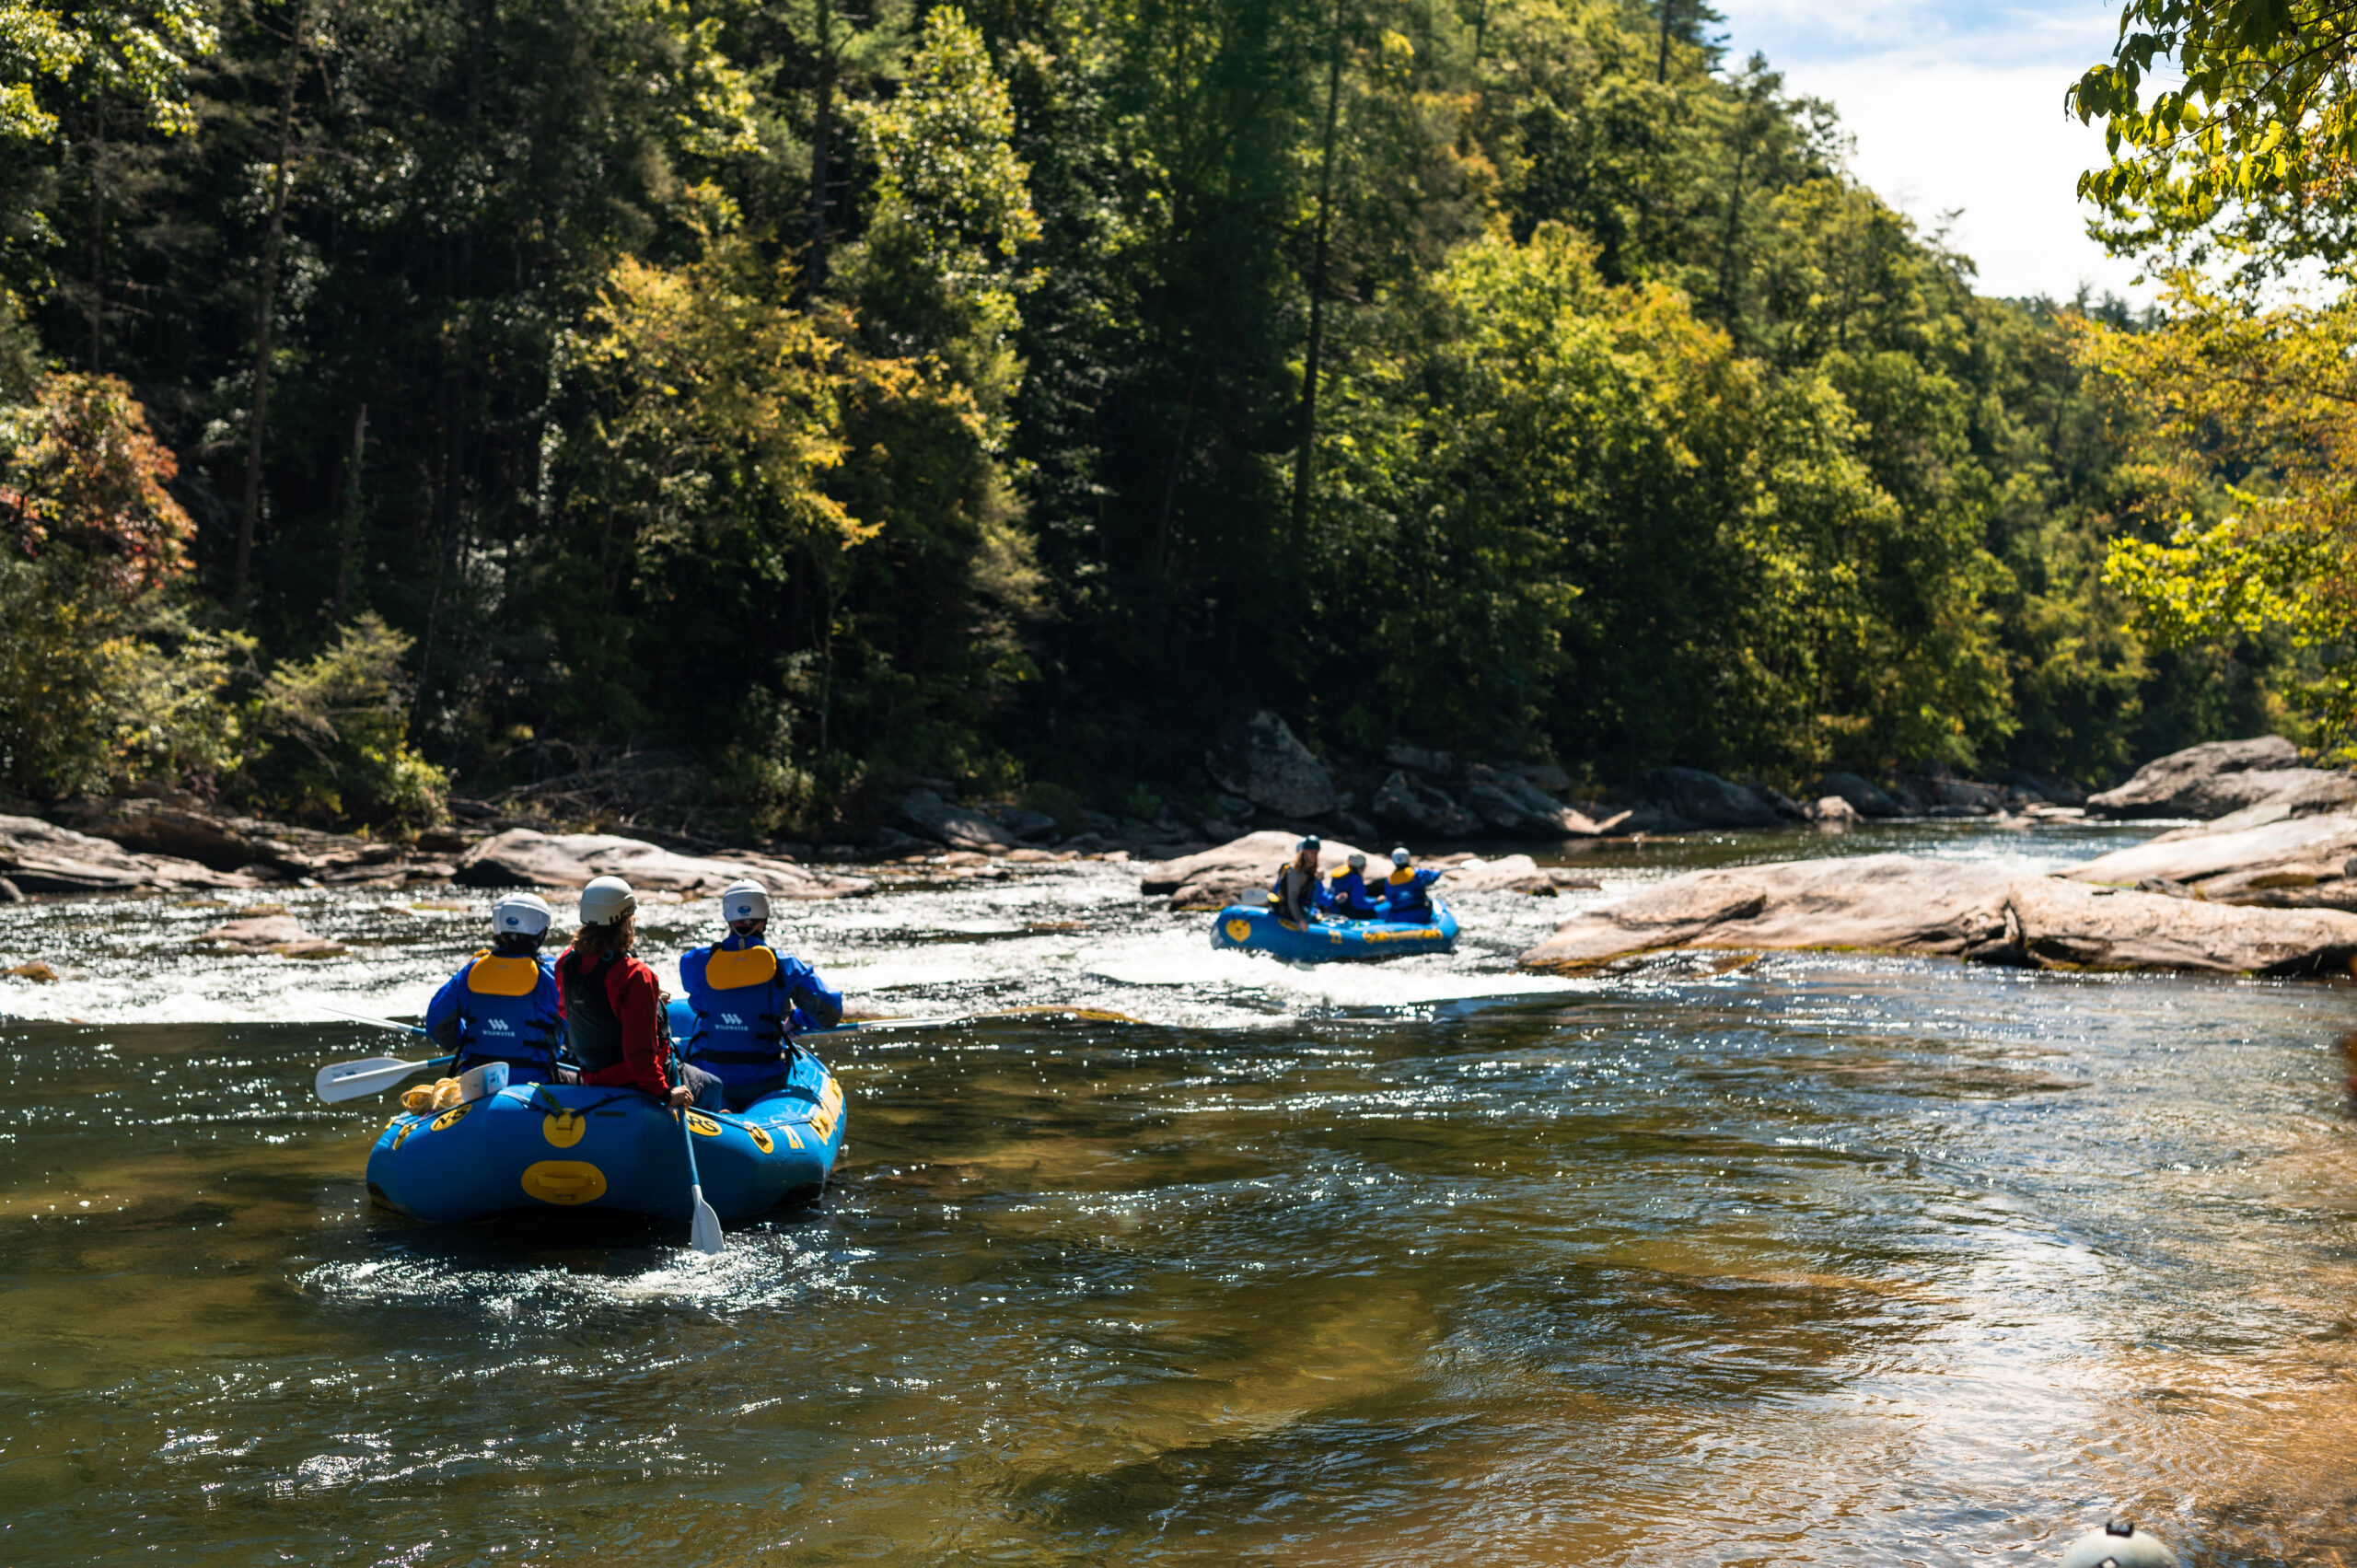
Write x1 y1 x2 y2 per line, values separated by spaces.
2 819 2354 1564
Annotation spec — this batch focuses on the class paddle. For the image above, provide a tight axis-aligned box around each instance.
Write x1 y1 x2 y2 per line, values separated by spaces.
316 1052 457 1104
675 1102 726 1256
307 1002 448 1104
309 1002 429 1035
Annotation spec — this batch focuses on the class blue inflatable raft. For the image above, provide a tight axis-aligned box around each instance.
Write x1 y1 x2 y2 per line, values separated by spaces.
1209 901 1459 960
365 1001 845 1225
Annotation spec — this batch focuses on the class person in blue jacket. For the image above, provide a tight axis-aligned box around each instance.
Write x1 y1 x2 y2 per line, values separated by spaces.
424 892 569 1083
1326 852 1387 918
679 878 844 1110
1380 847 1445 923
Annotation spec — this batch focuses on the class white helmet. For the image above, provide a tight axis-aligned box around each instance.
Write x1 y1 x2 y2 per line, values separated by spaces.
1391 847 1411 866
1347 853 1367 871
490 892 552 937
721 878 770 923
577 875 636 927
2059 1523 2177 1568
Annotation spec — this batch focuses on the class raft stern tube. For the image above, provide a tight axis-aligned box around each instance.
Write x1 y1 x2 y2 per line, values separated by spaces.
366 1046 846 1225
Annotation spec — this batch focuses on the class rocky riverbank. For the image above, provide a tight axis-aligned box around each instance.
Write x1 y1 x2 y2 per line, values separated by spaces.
1517 854 2357 978
1515 738 2357 979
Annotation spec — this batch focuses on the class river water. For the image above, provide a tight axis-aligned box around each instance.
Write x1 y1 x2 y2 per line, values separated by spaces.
3 821 2355 1564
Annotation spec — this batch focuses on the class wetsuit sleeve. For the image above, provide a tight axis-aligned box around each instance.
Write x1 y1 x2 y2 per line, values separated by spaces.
607 958 673 1098
424 965 468 1051
782 958 842 1031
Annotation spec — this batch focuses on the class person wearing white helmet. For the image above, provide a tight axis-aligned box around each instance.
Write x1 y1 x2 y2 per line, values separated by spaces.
423 891 569 1083
1381 846 1444 923
552 876 705 1109
1325 851 1385 919
678 878 843 1110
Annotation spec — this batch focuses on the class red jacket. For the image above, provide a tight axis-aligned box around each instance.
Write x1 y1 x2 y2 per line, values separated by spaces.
554 947 673 1098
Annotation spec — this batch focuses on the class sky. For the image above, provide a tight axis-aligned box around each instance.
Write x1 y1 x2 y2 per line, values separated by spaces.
1718 0 2151 304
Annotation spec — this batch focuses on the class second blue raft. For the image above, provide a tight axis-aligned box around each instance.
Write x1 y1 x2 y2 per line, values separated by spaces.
1209 901 1459 961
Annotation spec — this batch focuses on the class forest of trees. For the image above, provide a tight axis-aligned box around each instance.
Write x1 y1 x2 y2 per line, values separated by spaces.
0 0 2303 833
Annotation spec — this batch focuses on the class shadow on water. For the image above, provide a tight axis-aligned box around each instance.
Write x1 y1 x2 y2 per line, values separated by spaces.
2 919 2357 1562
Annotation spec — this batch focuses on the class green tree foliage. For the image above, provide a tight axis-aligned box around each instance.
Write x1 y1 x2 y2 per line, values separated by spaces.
238 611 447 825
0 0 2252 830
0 371 242 800
2068 0 2357 755
2069 0 2357 280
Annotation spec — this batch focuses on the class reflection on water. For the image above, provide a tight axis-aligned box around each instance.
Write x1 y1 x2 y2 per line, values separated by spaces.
2 945 2356 1564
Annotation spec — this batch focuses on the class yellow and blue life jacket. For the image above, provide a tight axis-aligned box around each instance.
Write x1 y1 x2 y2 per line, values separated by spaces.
1385 865 1441 921
679 935 844 1093
424 949 564 1081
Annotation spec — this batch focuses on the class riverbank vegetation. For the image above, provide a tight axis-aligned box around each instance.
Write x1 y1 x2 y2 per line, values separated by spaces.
2070 0 2357 761
0 0 2303 832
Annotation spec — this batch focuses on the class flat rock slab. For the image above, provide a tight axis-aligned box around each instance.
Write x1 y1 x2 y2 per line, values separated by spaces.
454 830 873 899
2067 814 2357 909
1139 830 1372 911
0 814 254 894
1518 853 2357 977
1434 854 1554 893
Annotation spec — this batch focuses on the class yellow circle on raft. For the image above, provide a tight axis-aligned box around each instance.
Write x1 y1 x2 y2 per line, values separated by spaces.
520 1160 608 1206
687 1112 722 1137
542 1110 586 1148
430 1103 471 1132
749 1124 774 1154
1225 917 1251 942
389 1122 415 1152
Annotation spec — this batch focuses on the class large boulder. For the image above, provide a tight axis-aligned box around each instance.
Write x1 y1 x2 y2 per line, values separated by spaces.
2064 812 2357 911
895 789 1010 852
0 815 253 894
55 797 261 870
1817 772 1906 819
1518 853 2357 977
1636 767 1782 829
455 830 871 898
2085 737 2341 819
1205 713 1336 819
1370 772 1481 837
1138 830 1368 911
2192 770 2357 832
1458 764 1603 837
1383 741 1459 780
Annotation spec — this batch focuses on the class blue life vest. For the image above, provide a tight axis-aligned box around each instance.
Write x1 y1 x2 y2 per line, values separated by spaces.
1327 869 1384 918
679 936 843 1094
1383 866 1442 922
425 950 564 1082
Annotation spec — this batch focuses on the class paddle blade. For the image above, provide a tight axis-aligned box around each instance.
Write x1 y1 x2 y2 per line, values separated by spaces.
689 1186 725 1255
315 1056 432 1104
